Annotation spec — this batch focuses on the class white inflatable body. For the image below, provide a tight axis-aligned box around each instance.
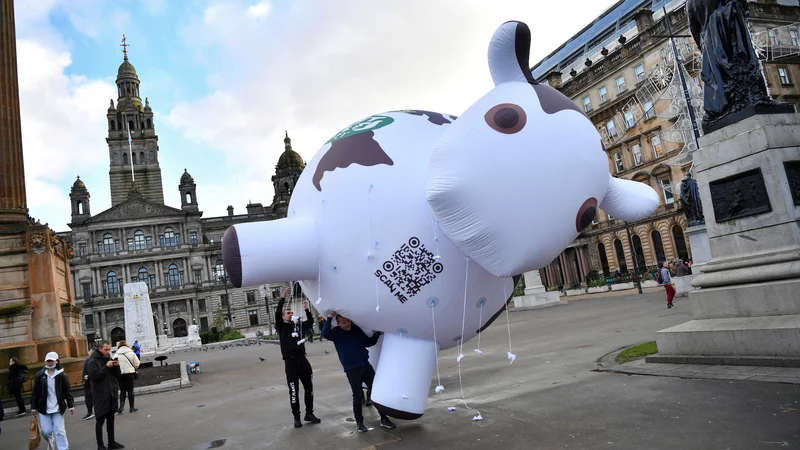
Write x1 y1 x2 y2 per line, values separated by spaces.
223 21 659 420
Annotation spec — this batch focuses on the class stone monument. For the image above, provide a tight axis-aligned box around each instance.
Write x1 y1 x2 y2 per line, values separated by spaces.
652 3 800 364
187 324 202 348
512 270 566 311
0 0 87 397
123 282 157 354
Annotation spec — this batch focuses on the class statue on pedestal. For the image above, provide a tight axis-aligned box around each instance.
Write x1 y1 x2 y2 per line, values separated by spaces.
687 0 794 134
680 173 705 226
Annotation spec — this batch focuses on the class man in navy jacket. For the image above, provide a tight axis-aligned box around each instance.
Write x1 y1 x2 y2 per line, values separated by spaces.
322 313 396 432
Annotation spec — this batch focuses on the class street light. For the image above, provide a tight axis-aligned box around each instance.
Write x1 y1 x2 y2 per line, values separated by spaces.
624 221 644 295
94 334 102 349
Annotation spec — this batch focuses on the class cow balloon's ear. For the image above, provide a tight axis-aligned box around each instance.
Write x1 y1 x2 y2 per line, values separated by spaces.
599 175 660 221
488 21 536 86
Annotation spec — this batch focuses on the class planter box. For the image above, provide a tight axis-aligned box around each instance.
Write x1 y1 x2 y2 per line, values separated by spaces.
565 288 586 296
587 286 609 294
610 282 635 291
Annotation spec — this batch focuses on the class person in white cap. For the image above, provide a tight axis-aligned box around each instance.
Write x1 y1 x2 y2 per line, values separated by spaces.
30 351 74 449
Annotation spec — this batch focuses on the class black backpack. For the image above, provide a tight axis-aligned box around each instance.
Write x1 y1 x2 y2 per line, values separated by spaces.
17 368 27 384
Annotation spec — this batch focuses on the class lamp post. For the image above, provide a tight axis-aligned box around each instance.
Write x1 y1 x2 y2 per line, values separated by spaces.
624 221 644 295
260 285 274 335
163 322 168 337
94 334 102 349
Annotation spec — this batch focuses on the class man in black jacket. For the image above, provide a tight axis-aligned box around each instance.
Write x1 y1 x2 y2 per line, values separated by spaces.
7 356 28 415
275 297 321 428
87 341 125 450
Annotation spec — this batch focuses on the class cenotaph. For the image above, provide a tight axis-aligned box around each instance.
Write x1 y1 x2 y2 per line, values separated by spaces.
123 282 157 354
512 270 565 311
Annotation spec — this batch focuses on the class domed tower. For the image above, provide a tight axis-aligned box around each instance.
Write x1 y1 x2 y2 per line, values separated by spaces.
69 176 91 224
271 131 305 216
179 169 199 214
107 35 164 206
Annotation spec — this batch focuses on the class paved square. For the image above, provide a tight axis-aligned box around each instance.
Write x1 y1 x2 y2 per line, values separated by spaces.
3 292 798 449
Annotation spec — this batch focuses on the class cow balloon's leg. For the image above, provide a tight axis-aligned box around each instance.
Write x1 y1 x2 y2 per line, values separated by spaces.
371 333 436 420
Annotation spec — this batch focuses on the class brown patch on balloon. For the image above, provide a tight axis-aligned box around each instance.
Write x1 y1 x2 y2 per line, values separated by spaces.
485 103 527 134
575 198 598 232
402 110 455 125
532 83 585 116
312 131 394 191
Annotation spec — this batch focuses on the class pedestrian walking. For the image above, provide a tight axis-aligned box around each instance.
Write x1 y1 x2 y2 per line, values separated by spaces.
317 316 326 341
82 355 95 420
87 340 125 449
7 356 28 416
132 341 141 359
275 297 321 428
322 313 396 433
30 352 75 450
115 340 140 414
658 261 676 308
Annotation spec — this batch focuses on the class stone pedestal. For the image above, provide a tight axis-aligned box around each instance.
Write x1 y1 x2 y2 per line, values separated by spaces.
686 224 711 273
654 114 800 365
512 270 566 311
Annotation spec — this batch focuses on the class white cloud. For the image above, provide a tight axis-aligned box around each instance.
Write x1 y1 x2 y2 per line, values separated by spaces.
164 0 618 220
246 1 271 20
16 39 116 229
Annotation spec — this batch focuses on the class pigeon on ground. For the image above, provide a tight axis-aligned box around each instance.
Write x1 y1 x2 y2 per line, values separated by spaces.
324 349 329 354
259 357 265 362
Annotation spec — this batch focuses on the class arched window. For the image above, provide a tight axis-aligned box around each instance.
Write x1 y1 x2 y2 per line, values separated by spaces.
651 230 666 263
597 243 610 277
164 227 176 247
132 152 137 165
146 118 152 129
168 264 180 287
185 192 193 204
103 233 114 254
109 120 116 131
77 201 84 215
672 225 689 261
138 267 149 282
215 259 225 282
134 230 145 250
632 234 646 271
107 271 119 295
139 152 145 164
122 153 128 165
140 121 145 130
614 239 628 273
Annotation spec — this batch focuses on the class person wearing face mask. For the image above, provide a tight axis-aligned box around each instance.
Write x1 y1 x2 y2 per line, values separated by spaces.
30 352 75 449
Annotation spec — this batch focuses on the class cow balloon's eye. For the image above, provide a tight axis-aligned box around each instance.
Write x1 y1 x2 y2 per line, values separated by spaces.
576 198 598 232
485 103 526 134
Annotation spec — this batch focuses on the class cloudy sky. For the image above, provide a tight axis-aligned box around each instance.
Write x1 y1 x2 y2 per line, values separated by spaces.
14 0 618 231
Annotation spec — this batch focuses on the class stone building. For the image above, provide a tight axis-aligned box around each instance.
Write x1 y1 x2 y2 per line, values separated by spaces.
59 47 305 347
529 0 800 289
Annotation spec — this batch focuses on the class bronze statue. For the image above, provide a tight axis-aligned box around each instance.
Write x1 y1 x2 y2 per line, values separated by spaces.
687 0 793 134
680 173 705 226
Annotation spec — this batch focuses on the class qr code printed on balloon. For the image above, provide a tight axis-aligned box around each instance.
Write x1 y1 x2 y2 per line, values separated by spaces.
375 237 443 302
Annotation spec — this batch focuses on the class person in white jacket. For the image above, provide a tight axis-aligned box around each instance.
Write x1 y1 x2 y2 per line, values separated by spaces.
114 341 140 414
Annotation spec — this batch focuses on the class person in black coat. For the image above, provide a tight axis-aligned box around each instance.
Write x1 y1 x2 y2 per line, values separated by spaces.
7 356 28 415
275 297 321 428
87 341 125 450
82 355 95 420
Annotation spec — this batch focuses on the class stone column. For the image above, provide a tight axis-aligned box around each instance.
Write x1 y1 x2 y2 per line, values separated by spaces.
0 0 27 223
100 310 108 340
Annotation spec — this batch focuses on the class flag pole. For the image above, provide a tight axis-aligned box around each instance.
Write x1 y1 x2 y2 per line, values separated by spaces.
125 114 135 183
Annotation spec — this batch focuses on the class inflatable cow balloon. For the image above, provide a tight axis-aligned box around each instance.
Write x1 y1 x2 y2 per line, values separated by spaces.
223 21 659 419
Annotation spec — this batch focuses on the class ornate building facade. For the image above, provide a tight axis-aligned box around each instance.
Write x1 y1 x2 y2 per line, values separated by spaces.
529 0 800 289
59 48 305 346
